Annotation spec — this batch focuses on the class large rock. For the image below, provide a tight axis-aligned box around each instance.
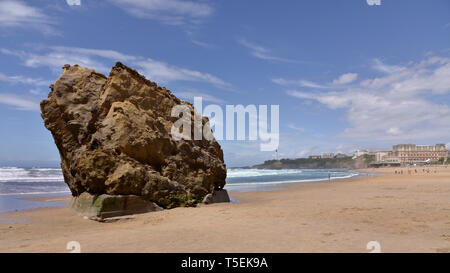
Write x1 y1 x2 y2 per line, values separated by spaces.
41 62 227 209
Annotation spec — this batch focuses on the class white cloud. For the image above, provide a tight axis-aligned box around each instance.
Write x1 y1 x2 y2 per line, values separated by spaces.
273 73 358 89
287 55 450 142
190 39 214 48
239 39 298 63
173 91 225 104
135 58 228 86
66 0 81 6
0 1 54 33
0 93 39 111
185 31 215 48
272 78 327 88
287 90 350 109
0 73 49 86
29 88 44 95
0 46 229 87
372 58 405 74
108 0 213 25
287 124 305 132
332 73 358 85
50 46 137 62
0 48 110 73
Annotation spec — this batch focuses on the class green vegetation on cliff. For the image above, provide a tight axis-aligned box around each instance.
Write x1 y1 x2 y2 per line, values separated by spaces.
254 156 372 169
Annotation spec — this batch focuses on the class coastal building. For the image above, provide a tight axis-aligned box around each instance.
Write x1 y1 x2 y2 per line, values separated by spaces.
369 150 400 167
391 144 448 164
380 154 401 164
322 152 335 159
308 155 321 159
352 150 369 159
374 151 390 162
335 153 349 158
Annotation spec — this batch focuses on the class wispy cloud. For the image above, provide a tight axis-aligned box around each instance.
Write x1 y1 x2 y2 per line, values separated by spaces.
107 0 213 25
272 78 328 88
66 0 81 6
173 90 225 104
288 56 450 141
332 73 358 85
0 48 110 73
29 88 44 95
134 58 229 86
186 31 215 49
238 39 299 63
0 1 55 34
273 72 358 89
50 46 137 61
190 39 214 48
0 46 230 87
287 124 305 132
372 58 405 74
0 73 49 86
0 93 39 111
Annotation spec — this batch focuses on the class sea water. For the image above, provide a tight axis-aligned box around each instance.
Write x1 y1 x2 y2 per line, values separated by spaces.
0 167 69 213
226 168 359 192
0 167 359 212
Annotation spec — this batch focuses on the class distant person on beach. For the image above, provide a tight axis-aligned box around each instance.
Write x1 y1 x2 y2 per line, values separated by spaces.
328 172 331 181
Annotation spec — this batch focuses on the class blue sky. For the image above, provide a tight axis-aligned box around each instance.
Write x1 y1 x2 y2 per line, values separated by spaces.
0 0 449 167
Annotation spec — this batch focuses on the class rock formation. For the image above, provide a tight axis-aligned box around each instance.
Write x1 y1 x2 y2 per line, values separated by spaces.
41 62 227 210
202 189 231 204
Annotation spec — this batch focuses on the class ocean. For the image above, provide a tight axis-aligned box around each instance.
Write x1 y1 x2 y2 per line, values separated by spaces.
0 167 359 213
226 168 359 191
0 167 69 214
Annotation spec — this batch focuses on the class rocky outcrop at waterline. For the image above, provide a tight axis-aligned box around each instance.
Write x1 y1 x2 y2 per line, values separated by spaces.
40 62 228 215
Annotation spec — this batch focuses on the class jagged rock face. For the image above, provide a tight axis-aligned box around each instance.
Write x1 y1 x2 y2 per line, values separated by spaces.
41 62 226 208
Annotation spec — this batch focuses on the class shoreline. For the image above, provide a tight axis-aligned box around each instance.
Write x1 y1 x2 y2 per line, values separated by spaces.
0 168 361 213
1 166 450 252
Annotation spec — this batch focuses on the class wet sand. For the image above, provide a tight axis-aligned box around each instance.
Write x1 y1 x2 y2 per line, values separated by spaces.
1 166 450 253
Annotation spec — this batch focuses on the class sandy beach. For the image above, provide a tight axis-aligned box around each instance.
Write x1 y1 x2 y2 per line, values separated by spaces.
1 167 450 253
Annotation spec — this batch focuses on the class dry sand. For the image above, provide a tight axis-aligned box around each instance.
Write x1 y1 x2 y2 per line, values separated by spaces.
1 166 450 253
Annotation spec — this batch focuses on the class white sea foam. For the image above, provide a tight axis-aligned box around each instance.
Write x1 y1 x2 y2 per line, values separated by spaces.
0 167 359 195
226 172 359 187
0 190 71 196
0 167 64 183
227 168 304 178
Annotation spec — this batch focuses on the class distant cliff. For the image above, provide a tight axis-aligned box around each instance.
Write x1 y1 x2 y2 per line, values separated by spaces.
253 155 375 169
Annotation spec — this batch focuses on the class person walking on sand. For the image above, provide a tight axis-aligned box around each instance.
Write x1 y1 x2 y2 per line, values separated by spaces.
328 172 331 182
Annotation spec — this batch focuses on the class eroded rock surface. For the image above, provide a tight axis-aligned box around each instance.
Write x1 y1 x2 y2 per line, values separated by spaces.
41 62 227 208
